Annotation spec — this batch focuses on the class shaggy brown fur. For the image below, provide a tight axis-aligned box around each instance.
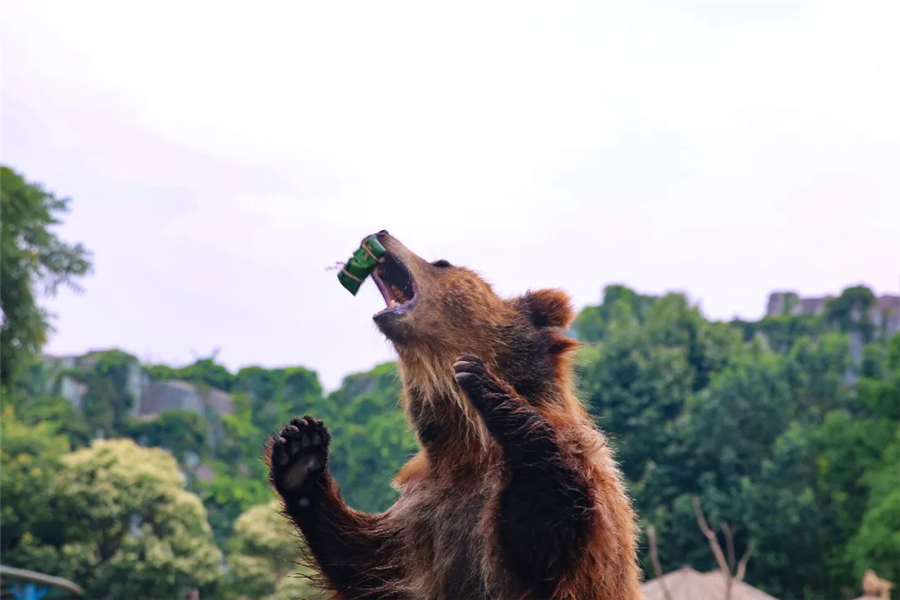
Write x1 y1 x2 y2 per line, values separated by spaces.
266 231 642 600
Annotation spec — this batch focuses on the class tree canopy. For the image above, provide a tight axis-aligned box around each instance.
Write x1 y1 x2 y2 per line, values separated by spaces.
4 436 223 599
0 165 92 391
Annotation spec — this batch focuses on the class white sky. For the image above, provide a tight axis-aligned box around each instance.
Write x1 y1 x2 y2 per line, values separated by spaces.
2 1 898 391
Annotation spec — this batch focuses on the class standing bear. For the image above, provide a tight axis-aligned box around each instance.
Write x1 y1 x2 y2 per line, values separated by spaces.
266 231 642 600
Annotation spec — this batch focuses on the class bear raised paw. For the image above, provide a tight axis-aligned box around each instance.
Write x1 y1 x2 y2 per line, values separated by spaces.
269 416 330 506
266 231 642 600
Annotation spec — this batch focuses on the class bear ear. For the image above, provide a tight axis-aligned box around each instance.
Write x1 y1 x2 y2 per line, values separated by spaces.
521 288 575 329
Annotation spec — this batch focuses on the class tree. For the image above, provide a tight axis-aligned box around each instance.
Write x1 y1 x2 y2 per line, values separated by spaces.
233 365 325 434
14 395 92 449
0 165 92 391
843 335 900 586
571 284 657 343
147 357 236 392
846 430 900 587
692 496 754 600
125 409 210 462
71 350 142 437
825 286 877 343
9 438 223 599
200 393 272 543
572 285 897 599
325 362 418 512
223 500 314 600
812 411 894 545
0 406 69 566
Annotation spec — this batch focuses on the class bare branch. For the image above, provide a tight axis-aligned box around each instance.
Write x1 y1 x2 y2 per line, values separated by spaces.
734 541 754 583
692 496 730 575
693 495 734 600
721 522 737 573
647 525 673 600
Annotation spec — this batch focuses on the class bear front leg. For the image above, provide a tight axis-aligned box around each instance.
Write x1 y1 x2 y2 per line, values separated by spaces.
268 416 402 600
454 356 593 598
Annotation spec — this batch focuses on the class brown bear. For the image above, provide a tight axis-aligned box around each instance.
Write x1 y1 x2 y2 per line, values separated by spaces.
266 230 642 600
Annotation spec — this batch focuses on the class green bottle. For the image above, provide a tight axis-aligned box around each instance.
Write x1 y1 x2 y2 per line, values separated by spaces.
337 235 387 295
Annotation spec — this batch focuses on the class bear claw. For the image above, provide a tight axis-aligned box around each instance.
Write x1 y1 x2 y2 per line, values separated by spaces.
270 415 331 494
453 354 508 409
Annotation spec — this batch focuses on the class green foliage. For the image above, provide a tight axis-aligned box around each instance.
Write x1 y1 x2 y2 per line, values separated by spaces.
846 428 900 585
571 284 657 342
812 411 894 541
2 434 223 598
733 285 892 356
784 333 852 414
840 340 900 585
576 288 900 599
325 362 417 512
65 349 140 437
223 500 314 600
233 364 324 433
201 461 272 545
14 395 92 449
751 314 825 353
0 353 464 595
857 365 900 422
146 356 236 391
0 406 69 563
126 409 211 461
193 367 330 542
0 165 92 390
825 286 877 343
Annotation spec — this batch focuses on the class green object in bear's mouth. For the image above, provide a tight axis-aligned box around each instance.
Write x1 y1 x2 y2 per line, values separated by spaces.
338 235 388 295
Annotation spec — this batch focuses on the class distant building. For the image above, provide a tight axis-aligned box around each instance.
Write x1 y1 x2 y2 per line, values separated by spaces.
58 376 88 411
765 291 900 338
36 354 87 409
126 359 151 418
137 380 233 420
35 354 234 427
37 352 151 416
763 291 900 378
137 380 234 447
766 292 830 318
874 295 900 337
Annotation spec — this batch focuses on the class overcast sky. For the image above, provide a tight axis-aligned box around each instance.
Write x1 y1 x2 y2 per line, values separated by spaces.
2 1 898 391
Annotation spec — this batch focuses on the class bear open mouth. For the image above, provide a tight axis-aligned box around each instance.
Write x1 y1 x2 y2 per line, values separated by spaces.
372 252 418 316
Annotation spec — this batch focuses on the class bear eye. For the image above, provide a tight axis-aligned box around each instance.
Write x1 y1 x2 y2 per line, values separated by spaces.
432 259 452 268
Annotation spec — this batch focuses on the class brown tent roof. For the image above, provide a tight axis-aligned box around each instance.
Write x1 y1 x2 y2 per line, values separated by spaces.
642 566 779 600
